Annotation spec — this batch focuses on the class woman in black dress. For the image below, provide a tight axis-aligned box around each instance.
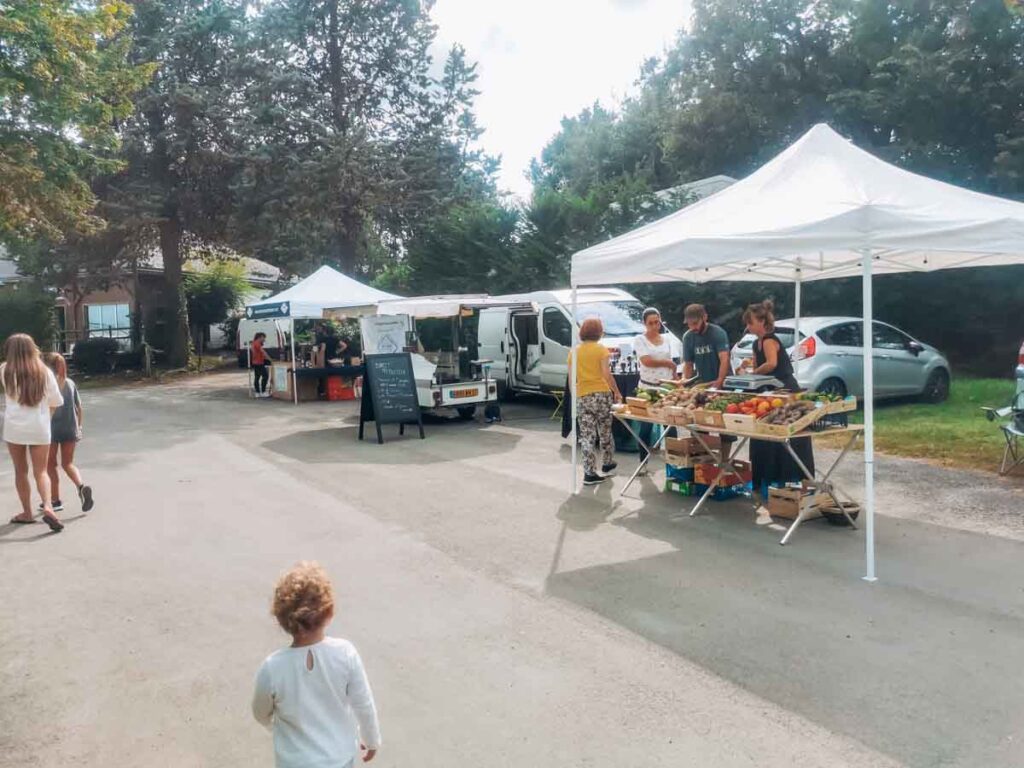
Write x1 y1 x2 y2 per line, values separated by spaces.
741 300 815 505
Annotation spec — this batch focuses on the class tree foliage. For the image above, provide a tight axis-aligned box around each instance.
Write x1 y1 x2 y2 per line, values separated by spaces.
0 0 151 243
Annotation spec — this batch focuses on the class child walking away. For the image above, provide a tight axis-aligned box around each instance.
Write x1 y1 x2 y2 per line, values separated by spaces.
1 334 65 532
43 353 93 513
253 562 381 767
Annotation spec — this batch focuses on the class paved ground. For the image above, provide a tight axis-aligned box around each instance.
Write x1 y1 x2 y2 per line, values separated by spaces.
2 370 1023 767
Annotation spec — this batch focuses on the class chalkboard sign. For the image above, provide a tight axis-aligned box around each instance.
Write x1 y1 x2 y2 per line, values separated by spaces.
359 353 425 444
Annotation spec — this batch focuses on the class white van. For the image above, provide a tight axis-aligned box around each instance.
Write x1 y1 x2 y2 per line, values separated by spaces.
477 288 682 398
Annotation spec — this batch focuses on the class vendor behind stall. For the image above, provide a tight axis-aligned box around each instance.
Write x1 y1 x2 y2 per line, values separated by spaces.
634 307 677 462
741 300 814 505
313 322 348 367
681 304 731 388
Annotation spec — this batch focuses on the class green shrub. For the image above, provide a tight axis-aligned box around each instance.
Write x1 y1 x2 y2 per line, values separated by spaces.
72 337 121 373
0 287 56 358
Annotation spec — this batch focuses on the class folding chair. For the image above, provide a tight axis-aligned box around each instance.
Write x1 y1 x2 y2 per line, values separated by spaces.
550 389 565 421
983 391 1024 476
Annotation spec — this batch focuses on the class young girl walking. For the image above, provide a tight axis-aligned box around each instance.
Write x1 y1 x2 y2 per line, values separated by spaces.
253 561 382 767
1 334 65 532
44 353 94 513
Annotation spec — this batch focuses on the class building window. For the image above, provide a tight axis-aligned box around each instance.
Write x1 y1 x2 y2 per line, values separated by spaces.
85 303 132 349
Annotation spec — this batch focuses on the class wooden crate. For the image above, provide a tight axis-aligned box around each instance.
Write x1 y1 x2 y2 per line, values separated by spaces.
625 397 650 412
722 413 757 432
828 396 858 414
754 406 826 437
665 406 694 425
693 409 726 428
768 486 825 520
665 435 720 455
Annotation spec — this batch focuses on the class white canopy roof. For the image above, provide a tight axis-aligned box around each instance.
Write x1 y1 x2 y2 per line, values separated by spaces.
246 265 398 320
572 124 1024 286
375 294 519 319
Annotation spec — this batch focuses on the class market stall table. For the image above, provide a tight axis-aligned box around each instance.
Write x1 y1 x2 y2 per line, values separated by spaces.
612 409 863 546
272 364 364 402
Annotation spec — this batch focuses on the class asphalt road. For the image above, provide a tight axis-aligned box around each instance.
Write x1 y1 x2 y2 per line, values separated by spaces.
2 370 1022 767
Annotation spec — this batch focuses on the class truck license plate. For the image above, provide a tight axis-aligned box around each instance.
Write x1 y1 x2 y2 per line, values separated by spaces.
451 388 478 399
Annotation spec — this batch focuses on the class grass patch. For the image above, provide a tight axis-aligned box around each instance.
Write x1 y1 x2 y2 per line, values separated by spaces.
823 378 1018 473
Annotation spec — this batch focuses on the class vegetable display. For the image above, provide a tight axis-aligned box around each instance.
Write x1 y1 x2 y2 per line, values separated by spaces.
758 400 818 425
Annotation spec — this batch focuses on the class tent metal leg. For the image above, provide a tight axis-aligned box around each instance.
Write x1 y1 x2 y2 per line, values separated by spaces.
862 250 877 582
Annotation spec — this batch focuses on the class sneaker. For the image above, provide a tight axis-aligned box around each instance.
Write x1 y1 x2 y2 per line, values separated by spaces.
601 462 618 474
78 485 94 512
39 500 63 513
583 473 607 486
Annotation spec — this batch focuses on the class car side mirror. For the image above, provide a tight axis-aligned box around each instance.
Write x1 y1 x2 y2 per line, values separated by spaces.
907 341 924 356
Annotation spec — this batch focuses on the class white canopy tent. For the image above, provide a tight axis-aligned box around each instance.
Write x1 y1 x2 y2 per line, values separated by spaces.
245 265 399 403
570 123 1024 581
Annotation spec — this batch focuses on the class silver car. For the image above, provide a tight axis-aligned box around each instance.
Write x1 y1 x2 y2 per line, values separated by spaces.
730 317 952 402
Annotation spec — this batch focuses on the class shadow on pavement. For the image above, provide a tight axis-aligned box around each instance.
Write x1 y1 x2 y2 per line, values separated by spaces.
260 424 523 465
545 497 1024 768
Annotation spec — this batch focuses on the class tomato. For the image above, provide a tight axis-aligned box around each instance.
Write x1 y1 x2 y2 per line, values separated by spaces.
726 403 740 414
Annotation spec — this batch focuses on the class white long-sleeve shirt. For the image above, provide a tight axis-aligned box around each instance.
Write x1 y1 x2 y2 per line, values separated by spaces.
252 637 381 768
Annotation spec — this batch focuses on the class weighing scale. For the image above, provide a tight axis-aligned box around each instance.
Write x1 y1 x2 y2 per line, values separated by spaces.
721 374 786 392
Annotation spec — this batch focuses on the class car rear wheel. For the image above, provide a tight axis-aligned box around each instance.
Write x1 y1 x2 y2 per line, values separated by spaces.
818 377 847 398
456 406 477 420
922 369 950 404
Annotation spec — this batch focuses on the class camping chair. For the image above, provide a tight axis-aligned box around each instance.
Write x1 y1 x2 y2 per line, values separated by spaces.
983 391 1024 475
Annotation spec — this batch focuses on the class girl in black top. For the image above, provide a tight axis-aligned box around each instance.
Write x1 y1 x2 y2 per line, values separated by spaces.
742 300 814 504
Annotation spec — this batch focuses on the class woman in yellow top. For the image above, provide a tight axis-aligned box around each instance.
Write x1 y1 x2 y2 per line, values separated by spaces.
568 318 623 486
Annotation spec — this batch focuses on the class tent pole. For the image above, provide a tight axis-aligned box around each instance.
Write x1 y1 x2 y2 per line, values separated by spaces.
291 317 298 406
570 285 579 495
862 250 877 582
793 260 803 376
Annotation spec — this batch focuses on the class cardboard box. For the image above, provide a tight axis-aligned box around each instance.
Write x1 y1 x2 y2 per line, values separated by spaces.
664 451 715 468
695 459 752 488
768 486 825 520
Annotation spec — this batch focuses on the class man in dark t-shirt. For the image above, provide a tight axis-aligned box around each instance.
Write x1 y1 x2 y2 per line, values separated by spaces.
681 304 731 387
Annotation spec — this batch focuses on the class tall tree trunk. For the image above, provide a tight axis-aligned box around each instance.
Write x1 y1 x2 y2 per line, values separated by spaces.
160 217 191 368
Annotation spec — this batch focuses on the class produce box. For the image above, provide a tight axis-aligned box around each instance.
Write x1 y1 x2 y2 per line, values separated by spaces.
665 478 696 496
664 451 715 468
625 397 650 411
722 413 756 432
665 435 721 455
695 459 752 488
754 401 827 437
665 406 694 425
768 486 825 520
665 464 695 481
693 409 726 428
829 396 858 414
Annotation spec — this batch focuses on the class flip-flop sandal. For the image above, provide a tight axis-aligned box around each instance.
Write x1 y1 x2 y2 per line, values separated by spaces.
41 514 64 533
9 516 36 525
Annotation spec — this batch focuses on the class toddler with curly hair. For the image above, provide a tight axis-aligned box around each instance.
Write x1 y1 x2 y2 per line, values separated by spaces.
253 562 381 766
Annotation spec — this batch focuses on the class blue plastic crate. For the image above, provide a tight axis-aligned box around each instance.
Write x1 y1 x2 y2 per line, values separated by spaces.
665 464 694 482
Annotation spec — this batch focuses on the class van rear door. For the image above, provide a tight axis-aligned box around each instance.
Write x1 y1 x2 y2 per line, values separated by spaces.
477 308 509 384
539 305 573 390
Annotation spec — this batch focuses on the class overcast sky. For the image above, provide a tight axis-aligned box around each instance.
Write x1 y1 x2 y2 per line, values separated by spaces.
430 0 692 201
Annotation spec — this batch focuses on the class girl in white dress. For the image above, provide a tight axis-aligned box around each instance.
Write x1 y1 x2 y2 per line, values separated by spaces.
1 334 65 532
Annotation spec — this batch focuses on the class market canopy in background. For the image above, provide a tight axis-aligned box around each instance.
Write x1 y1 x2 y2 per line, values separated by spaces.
373 294 533 318
571 124 1024 286
246 265 398 320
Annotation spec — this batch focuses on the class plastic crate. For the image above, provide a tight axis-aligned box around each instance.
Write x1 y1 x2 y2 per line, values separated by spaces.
326 376 357 401
693 482 753 502
665 464 695 482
